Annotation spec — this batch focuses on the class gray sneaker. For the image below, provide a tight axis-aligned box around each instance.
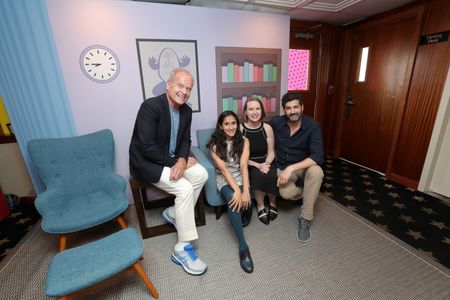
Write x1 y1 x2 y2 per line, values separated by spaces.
171 243 207 275
162 208 177 230
297 217 311 242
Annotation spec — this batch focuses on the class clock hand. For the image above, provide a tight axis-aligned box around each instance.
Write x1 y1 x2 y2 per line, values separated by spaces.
91 63 101 67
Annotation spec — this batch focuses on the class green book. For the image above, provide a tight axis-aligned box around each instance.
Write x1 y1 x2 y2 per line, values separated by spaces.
263 64 269 82
227 62 234 83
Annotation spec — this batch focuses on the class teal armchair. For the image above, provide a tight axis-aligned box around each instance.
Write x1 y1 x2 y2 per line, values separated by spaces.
191 128 225 219
27 129 129 251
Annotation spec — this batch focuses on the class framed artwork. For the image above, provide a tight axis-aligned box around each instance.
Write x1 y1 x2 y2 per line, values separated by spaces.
136 39 201 112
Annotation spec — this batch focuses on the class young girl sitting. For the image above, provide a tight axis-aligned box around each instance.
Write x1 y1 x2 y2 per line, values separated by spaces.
207 110 254 273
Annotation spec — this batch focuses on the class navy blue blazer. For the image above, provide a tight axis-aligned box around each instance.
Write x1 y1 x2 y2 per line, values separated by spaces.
129 94 192 183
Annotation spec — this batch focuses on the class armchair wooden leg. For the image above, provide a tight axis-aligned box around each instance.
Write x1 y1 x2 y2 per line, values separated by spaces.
215 206 224 219
116 215 128 229
132 261 159 298
59 235 68 252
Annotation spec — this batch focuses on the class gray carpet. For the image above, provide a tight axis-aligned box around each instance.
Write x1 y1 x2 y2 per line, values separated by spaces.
0 195 449 299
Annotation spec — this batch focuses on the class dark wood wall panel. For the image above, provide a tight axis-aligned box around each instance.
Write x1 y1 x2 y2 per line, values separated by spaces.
388 0 450 187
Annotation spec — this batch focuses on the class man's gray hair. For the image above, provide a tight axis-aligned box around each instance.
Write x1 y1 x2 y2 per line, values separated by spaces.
167 68 194 85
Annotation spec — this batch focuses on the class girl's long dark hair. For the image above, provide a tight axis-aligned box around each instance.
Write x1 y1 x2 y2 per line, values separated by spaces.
207 110 244 162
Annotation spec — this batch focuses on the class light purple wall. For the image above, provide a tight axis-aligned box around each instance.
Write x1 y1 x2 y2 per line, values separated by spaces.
45 0 289 197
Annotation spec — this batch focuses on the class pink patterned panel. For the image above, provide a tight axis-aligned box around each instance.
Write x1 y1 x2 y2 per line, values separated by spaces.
288 49 310 90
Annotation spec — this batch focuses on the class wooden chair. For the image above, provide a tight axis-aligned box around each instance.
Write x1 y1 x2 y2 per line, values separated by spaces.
129 177 206 239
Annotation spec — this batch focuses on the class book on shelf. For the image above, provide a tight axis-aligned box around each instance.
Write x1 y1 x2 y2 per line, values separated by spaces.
221 66 227 83
248 63 254 82
222 61 277 83
227 62 234 82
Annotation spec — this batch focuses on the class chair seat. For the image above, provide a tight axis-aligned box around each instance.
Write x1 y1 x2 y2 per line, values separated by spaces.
42 191 128 233
45 228 143 297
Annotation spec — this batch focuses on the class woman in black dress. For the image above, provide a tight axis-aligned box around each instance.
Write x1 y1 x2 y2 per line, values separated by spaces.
241 97 278 224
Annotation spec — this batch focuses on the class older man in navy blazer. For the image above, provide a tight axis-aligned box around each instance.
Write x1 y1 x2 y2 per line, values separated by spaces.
130 68 208 275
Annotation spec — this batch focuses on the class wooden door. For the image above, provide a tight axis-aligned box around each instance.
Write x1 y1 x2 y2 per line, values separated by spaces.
339 16 419 173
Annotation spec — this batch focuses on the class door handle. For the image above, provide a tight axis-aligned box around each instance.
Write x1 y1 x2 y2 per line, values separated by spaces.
344 96 353 120
345 96 354 105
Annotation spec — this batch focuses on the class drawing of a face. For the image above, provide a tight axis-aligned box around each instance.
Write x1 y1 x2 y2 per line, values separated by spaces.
158 48 179 81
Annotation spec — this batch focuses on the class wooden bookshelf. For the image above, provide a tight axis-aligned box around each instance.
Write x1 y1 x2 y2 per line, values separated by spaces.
215 47 282 119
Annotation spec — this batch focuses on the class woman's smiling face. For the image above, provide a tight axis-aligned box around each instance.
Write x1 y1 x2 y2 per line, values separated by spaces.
220 115 238 140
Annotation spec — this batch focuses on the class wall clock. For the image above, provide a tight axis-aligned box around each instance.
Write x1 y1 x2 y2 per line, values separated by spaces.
79 45 120 83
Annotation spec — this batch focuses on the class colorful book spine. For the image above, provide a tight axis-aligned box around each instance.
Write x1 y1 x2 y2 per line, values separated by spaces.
233 98 239 113
244 62 249 82
227 62 234 83
222 97 228 111
270 97 276 112
248 63 254 82
238 66 244 83
272 66 277 82
263 64 269 82
222 66 227 83
268 64 273 82
233 65 239 83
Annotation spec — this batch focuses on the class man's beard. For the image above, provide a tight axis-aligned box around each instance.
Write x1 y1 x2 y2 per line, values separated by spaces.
287 113 301 122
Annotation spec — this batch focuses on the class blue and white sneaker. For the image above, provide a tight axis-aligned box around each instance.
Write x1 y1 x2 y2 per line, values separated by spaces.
171 243 207 275
162 208 177 230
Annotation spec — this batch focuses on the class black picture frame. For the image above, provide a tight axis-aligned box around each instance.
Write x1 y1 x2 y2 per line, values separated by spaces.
136 39 201 112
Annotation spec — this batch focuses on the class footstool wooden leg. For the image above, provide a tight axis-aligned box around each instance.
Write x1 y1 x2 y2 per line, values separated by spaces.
132 261 159 299
116 215 127 229
59 235 68 252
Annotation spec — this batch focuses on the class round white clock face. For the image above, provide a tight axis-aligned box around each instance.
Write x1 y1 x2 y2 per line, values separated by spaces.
80 45 120 83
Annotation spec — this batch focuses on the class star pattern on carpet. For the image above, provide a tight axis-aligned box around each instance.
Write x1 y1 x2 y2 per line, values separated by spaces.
370 209 384 218
430 220 448 230
421 207 436 215
399 214 415 224
367 199 380 205
393 202 406 209
320 157 450 268
406 229 425 240
365 189 376 194
388 192 400 198
413 195 425 202
323 183 333 189
344 195 356 201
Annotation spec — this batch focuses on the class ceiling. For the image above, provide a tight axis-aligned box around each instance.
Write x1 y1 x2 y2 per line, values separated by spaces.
132 0 417 26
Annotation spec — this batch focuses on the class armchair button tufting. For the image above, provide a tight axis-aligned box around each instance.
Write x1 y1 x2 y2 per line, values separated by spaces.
77 157 82 162
100 164 106 168
51 160 58 166
55 173 61 179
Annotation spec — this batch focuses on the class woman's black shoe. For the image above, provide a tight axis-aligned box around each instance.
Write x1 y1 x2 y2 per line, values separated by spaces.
268 205 278 221
239 248 254 273
241 207 252 227
257 208 270 225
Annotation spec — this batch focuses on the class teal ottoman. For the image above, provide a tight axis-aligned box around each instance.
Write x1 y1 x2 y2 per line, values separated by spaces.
45 228 159 299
